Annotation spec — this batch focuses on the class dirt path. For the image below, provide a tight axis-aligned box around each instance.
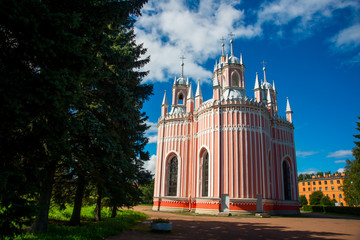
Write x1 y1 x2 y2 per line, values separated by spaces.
107 206 360 240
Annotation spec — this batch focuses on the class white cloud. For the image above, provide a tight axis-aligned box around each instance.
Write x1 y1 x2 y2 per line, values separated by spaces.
146 120 158 134
135 0 260 82
331 23 360 50
298 168 318 175
135 0 360 83
334 160 346 164
327 150 352 158
337 168 346 173
296 151 318 157
257 0 359 34
144 154 157 174
147 135 158 144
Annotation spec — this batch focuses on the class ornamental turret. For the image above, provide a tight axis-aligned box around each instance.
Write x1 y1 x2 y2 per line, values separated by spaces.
186 83 194 113
285 97 293 123
161 90 169 116
195 79 203 110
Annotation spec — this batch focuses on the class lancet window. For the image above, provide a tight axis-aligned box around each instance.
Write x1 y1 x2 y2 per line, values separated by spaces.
167 156 178 196
201 152 209 197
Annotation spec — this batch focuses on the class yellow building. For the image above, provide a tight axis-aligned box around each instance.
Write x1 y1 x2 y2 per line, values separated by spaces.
298 173 347 206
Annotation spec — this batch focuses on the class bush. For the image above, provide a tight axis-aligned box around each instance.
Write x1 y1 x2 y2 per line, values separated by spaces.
309 191 324 205
299 195 308 207
303 205 313 211
303 205 360 216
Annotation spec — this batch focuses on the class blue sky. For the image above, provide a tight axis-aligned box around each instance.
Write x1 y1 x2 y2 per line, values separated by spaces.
134 0 360 175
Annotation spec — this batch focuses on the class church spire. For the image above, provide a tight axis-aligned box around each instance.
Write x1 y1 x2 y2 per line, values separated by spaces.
180 55 185 77
187 83 194 100
262 60 267 82
195 79 202 97
220 36 226 56
161 90 169 116
240 53 243 65
285 97 293 123
229 32 235 56
162 90 168 106
254 72 260 89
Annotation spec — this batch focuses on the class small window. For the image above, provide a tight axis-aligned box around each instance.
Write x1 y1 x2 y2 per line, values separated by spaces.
319 187 322 191
339 194 342 198
308 188 310 191
326 194 329 197
337 180 340 184
331 186 334 190
314 187 316 191
325 187 328 191
308 182 310 186
313 182 316 185
332 194 335 198
178 94 184 105
331 180 334 184
338 186 341 190
319 181 322 185
303 188 305 191
324 181 327 184
302 182 305 186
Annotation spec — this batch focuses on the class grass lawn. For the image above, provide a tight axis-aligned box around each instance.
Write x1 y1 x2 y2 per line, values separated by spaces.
13 206 149 240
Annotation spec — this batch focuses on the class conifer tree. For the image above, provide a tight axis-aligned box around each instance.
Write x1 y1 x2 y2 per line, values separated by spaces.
343 117 360 206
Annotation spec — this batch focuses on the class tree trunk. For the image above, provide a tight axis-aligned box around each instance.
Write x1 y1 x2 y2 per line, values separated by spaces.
69 173 86 226
111 205 117 218
30 162 56 233
94 189 102 221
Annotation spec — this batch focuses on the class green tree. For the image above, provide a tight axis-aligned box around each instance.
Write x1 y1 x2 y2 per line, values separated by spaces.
299 195 308 207
298 174 304 181
0 0 151 235
320 196 333 206
309 191 324 205
343 117 360 207
0 0 92 235
140 178 155 204
316 171 324 177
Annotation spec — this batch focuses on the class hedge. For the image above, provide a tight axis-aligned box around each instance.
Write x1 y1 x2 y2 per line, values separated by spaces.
303 205 360 216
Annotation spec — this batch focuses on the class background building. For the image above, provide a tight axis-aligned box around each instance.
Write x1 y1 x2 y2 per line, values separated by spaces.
153 39 299 215
298 173 347 206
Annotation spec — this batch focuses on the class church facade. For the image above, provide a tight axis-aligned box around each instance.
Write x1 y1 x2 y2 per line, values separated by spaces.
153 40 299 215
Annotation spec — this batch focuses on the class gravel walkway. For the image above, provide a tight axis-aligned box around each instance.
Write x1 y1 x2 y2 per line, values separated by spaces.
106 205 360 240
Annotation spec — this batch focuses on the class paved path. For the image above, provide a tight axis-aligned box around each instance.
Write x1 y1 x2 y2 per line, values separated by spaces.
107 206 360 240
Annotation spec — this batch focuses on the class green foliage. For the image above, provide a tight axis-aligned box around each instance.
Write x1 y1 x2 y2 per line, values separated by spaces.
0 0 152 236
320 196 334 206
140 179 154 204
305 206 360 216
309 191 324 205
298 173 315 181
152 218 170 223
299 195 308 207
343 118 360 207
14 209 148 240
303 205 313 212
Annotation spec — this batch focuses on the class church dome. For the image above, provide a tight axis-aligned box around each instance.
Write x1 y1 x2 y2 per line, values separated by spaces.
261 81 273 90
176 76 187 85
222 88 245 100
228 55 240 64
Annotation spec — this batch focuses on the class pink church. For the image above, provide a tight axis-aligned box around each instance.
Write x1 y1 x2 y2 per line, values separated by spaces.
153 40 299 215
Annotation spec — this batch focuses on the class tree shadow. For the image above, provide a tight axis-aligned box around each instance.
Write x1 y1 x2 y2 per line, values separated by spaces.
110 217 354 240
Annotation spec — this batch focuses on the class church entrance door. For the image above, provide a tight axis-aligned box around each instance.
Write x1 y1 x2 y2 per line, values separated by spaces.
221 194 229 212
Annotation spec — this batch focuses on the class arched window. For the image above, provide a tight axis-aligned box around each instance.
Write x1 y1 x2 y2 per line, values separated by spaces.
283 160 292 200
178 93 184 105
232 71 240 87
201 152 209 197
167 156 178 196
